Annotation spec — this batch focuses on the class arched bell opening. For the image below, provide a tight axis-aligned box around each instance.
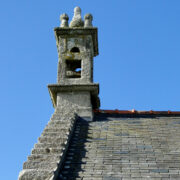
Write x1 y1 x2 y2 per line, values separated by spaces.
65 59 81 78
70 47 80 53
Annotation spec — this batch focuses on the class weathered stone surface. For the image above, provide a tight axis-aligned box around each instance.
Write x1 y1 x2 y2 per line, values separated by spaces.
84 13 93 27
51 10 100 117
23 161 58 170
69 7 84 27
48 84 100 111
60 14 69 28
27 154 61 161
54 28 98 56
18 109 77 180
38 137 66 144
34 143 64 149
55 34 95 84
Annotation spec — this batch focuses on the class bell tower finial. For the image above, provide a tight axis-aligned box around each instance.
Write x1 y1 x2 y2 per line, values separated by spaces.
84 13 93 27
70 6 84 27
60 13 69 27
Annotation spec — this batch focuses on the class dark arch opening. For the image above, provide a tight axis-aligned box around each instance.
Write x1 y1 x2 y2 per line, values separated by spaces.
70 47 80 53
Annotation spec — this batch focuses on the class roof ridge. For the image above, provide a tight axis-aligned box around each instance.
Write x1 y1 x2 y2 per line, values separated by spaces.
94 109 180 115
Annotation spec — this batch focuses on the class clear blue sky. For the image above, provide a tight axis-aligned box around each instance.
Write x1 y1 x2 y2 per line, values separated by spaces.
0 0 180 179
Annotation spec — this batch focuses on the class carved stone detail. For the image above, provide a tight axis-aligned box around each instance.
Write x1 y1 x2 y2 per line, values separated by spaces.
70 7 84 27
84 14 93 27
60 13 69 27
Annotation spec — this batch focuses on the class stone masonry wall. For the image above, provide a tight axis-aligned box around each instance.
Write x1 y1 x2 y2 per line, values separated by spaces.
18 108 77 180
57 91 93 117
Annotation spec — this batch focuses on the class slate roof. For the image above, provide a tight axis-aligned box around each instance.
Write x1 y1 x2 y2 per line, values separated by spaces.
58 112 180 180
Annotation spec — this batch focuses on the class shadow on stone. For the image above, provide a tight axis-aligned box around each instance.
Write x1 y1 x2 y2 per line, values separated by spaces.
57 117 90 179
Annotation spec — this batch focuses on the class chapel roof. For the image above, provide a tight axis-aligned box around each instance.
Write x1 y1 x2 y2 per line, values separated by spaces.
57 112 180 179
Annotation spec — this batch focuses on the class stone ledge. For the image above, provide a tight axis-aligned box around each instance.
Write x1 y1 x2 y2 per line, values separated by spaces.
48 84 100 109
18 169 54 180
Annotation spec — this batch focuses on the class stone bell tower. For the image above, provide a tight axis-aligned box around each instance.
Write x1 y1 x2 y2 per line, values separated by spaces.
48 7 100 118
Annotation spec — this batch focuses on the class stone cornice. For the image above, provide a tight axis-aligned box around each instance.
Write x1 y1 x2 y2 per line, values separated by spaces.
48 83 100 109
54 27 98 56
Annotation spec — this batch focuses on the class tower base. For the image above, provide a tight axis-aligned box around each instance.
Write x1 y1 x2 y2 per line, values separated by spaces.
48 84 100 119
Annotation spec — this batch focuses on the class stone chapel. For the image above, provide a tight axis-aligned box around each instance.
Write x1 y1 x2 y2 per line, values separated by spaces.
19 7 180 180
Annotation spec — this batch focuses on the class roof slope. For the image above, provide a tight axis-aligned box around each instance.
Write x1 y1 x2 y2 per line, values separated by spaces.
18 109 77 180
58 113 180 179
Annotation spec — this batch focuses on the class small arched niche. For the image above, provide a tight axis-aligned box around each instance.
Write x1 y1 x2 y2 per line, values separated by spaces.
70 47 80 53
